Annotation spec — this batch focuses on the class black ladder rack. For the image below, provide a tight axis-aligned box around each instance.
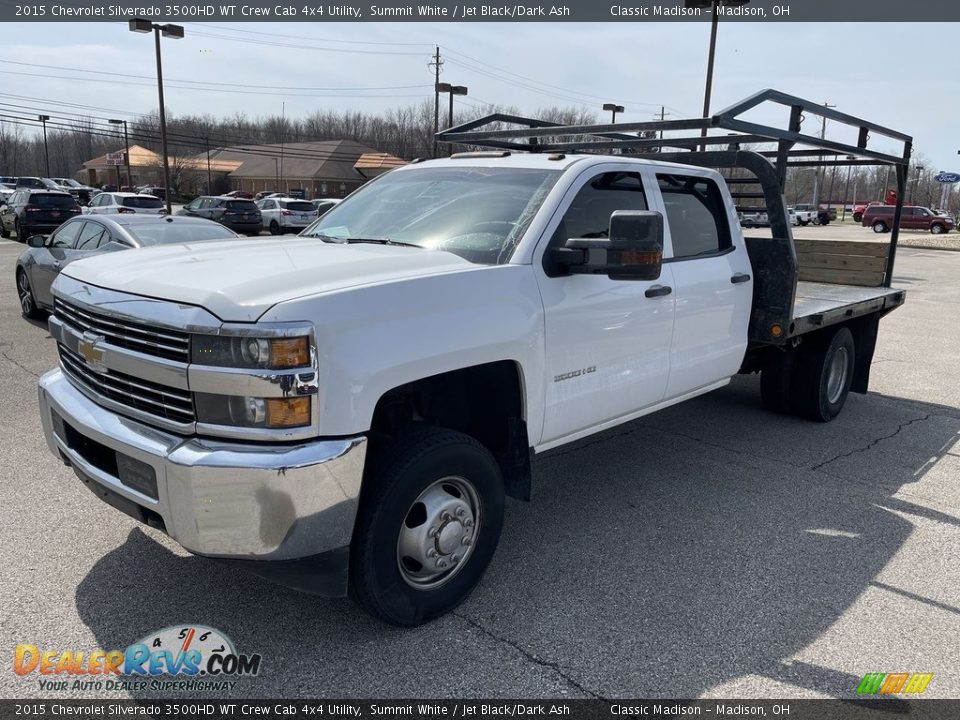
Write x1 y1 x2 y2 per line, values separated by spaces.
436 88 913 291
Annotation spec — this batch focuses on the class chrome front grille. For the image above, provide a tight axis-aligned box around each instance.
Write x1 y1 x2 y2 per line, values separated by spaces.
59 345 195 425
54 298 190 363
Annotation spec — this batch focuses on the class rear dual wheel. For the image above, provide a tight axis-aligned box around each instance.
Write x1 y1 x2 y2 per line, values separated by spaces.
761 327 855 423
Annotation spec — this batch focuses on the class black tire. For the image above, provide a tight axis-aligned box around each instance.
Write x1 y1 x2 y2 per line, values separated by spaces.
269 220 281 235
931 223 946 235
17 269 43 320
790 327 855 423
760 349 796 415
853 213 863 223
15 220 25 243
350 426 505 627
872 221 888 234
0 224 8 239
798 220 810 226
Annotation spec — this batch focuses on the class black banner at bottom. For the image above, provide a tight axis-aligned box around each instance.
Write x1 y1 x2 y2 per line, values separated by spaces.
2 700 959 720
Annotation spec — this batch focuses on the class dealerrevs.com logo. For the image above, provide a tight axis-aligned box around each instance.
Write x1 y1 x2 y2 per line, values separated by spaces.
14 625 262 692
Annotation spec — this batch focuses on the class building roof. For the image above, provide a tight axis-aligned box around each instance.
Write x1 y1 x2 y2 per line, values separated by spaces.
82 145 161 170
202 140 405 181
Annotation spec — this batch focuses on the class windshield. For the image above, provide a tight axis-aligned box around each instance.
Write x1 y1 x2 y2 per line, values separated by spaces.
301 166 561 265
127 223 238 246
122 196 164 209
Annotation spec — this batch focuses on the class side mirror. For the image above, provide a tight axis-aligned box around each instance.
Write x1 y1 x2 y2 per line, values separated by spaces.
551 210 664 281
27 235 45 248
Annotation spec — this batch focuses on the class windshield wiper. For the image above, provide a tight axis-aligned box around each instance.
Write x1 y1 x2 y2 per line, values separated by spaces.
343 237 423 249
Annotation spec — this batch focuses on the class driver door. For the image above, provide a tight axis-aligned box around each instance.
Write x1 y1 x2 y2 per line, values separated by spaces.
535 167 676 447
31 221 97 308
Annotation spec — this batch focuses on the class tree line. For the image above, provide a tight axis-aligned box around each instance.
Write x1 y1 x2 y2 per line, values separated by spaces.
0 99 953 212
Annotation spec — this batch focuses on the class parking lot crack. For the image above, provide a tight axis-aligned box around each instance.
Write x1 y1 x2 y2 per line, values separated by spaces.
810 414 931 471
1 350 39 379
453 611 609 700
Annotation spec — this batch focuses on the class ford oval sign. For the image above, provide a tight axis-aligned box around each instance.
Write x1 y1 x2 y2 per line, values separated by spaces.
935 172 960 183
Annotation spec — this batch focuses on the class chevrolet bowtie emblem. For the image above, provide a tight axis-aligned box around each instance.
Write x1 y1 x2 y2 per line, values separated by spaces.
78 331 106 372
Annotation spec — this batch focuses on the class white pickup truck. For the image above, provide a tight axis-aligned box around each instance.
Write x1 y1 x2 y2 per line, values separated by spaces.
36 94 911 626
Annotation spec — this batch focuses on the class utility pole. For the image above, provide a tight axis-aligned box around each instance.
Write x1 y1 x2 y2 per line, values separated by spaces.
38 115 50 177
430 46 443 158
656 106 670 139
279 101 285 193
811 101 837 208
205 137 212 194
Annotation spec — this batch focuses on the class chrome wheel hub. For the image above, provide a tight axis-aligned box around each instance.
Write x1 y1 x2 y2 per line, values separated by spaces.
397 476 480 590
826 346 849 404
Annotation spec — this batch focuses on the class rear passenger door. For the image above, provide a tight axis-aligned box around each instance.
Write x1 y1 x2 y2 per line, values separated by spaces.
654 172 753 399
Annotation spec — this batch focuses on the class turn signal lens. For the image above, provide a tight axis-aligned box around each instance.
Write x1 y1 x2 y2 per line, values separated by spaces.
266 397 311 428
270 337 309 368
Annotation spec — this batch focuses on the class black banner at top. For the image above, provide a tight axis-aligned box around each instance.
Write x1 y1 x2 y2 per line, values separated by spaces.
1 0 958 22
2 700 960 720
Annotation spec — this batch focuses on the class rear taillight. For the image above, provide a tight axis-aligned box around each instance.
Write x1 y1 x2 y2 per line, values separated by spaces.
281 210 293 216
117 207 136 214
24 204 40 212
224 210 238 216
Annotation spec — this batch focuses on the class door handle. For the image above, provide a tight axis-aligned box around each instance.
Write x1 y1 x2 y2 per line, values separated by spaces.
731 273 752 285
645 285 673 299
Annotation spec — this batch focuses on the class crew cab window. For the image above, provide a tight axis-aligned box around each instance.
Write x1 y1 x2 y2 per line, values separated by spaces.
657 174 732 259
550 172 648 248
49 221 83 249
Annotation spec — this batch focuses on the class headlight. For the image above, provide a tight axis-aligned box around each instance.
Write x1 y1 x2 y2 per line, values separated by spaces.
192 335 310 369
195 393 311 429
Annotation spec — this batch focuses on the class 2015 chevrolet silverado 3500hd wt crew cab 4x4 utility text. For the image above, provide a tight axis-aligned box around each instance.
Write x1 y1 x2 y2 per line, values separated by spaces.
36 91 912 626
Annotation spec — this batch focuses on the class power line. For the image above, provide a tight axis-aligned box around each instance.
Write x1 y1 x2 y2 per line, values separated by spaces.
0 112 410 164
189 30 428 56
192 22 433 48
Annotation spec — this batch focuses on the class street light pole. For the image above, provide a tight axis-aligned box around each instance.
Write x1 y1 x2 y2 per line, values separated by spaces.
685 0 750 144
603 103 625 124
38 115 50 177
108 119 131 189
436 83 468 156
129 19 183 215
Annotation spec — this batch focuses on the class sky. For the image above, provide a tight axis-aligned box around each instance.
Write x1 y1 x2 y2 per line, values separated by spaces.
2 21 958 172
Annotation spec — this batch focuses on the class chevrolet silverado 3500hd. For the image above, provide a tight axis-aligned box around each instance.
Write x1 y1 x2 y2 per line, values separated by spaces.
36 91 911 625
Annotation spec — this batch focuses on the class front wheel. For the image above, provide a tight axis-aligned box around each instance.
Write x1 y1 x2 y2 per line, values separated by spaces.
853 213 863 223
350 426 505 626
931 223 946 235
17 269 43 320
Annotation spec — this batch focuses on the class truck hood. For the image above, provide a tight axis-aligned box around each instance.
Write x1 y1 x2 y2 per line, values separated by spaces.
61 237 480 322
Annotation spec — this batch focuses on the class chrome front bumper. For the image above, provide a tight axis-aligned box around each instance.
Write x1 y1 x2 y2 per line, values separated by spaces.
38 368 367 567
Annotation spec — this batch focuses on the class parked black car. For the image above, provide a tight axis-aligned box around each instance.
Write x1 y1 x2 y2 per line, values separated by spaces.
15 177 48 190
0 190 81 241
177 195 262 236
15 215 242 319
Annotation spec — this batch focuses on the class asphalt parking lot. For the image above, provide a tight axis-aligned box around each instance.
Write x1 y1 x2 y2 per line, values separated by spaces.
0 237 957 700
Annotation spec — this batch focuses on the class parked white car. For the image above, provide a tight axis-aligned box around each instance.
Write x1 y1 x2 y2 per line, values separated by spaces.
84 192 165 215
256 196 318 235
